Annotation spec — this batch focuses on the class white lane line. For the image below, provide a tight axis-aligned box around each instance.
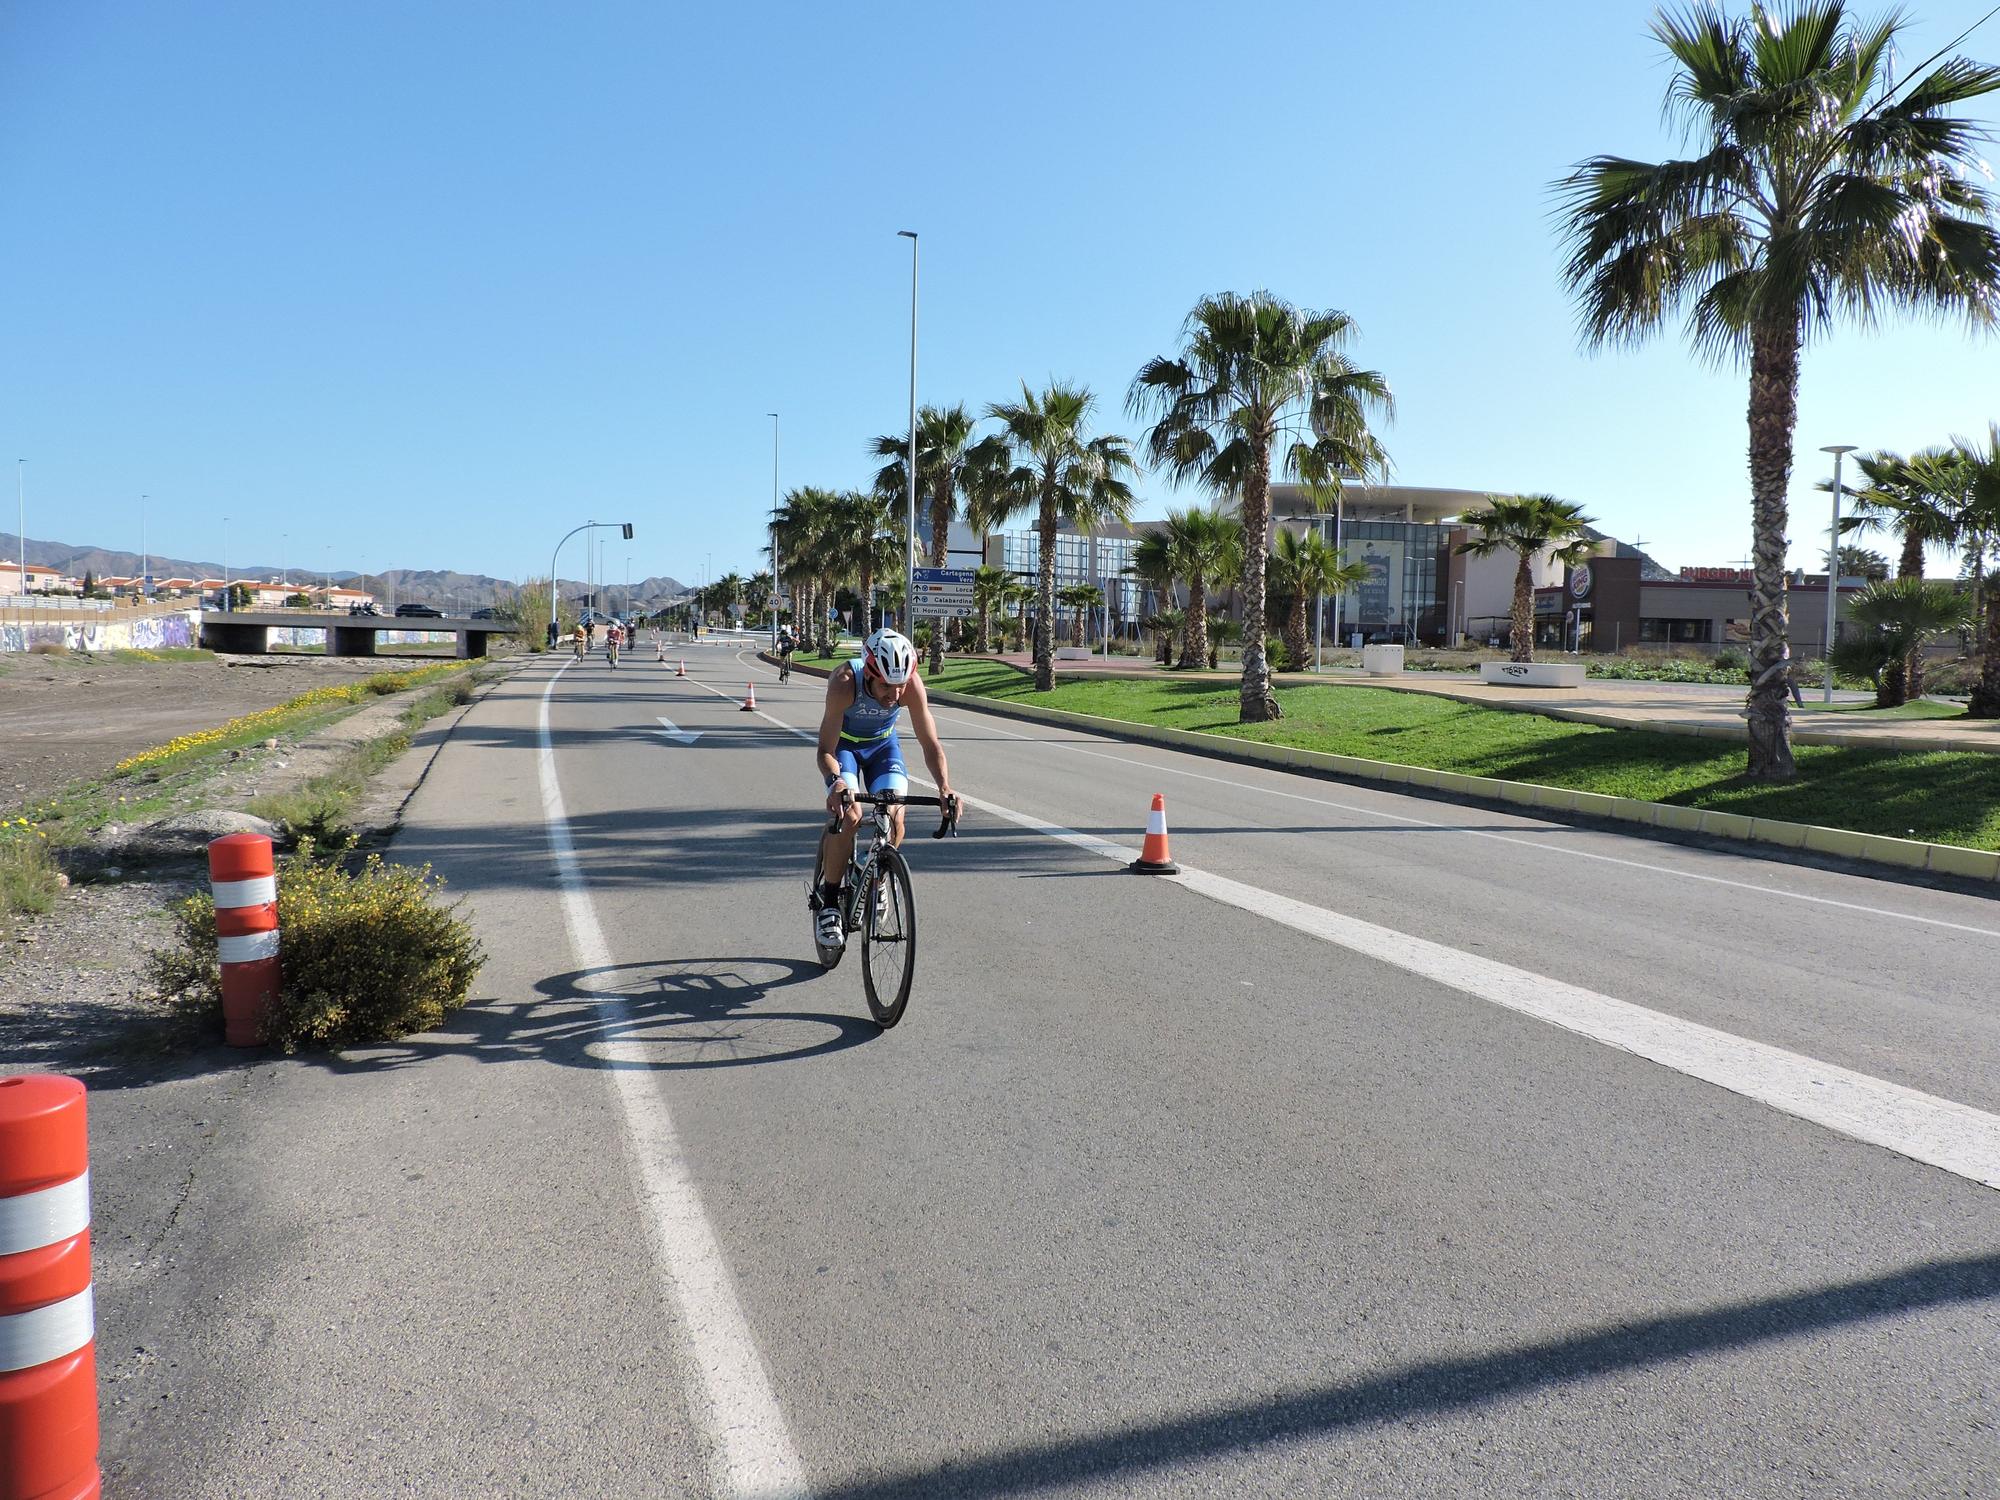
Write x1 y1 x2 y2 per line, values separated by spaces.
916 701 2000 940
704 672 2000 1190
538 660 809 1500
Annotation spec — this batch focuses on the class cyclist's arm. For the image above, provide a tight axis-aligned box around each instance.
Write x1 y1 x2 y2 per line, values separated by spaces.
903 677 952 803
816 668 855 790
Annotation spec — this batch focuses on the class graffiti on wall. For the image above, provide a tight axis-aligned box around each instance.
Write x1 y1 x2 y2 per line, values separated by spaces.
0 609 199 654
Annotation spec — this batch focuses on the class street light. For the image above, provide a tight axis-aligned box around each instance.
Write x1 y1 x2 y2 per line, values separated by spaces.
1820 444 1856 705
140 494 149 600
897 230 918 635
768 412 781 648
15 461 23 598
547 520 634 645
1303 512 1335 671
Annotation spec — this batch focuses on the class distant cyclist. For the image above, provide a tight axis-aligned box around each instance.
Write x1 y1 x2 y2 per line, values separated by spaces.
572 623 586 659
813 628 955 951
777 624 796 683
605 621 621 668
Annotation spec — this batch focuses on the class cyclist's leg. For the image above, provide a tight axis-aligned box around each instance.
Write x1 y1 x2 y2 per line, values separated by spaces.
818 749 864 884
868 736 910 846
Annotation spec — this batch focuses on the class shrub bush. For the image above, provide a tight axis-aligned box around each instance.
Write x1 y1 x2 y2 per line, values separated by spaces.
0 819 61 925
144 841 483 1051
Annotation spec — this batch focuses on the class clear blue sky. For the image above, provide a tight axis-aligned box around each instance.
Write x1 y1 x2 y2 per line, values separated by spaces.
5 0 1998 585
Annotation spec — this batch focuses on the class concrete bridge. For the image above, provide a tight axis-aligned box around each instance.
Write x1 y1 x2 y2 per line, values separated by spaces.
199 611 517 658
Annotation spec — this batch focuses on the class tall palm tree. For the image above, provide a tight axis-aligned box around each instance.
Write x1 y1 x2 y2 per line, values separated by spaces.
1832 450 1962 582
1058 583 1104 647
1270 525 1368 671
1161 506 1243 671
833 488 904 634
1454 495 1597 662
1952 422 2000 716
979 382 1137 690
1131 291 1392 720
1556 3 2000 780
971 565 1010 653
876 405 1010 671
1830 577 1975 707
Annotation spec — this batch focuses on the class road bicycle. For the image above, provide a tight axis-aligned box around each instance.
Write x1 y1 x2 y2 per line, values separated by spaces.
777 648 792 684
808 790 959 1027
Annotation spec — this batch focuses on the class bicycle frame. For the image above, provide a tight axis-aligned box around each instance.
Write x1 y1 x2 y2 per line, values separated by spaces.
817 791 958 932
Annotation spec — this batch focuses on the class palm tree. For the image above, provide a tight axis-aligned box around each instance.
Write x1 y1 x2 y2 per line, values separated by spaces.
834 488 904 634
1952 422 2000 716
1161 506 1243 671
1270 525 1368 671
1830 577 1975 707
1131 291 1392 720
1143 607 1185 665
876 405 1010 672
1058 583 1104 647
971 565 1010 653
1831 450 1962 582
1454 495 1597 662
979 382 1137 690
1005 576 1033 653
1556 3 2000 780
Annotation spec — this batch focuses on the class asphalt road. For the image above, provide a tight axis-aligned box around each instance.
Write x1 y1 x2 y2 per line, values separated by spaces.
87 644 2000 1497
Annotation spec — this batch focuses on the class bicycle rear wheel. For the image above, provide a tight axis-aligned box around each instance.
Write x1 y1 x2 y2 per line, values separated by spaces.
861 844 915 1028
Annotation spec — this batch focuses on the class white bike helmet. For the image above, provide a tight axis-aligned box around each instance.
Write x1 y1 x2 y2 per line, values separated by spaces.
863 627 917 685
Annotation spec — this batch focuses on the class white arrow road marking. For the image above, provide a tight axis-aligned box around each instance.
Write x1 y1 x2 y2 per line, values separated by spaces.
656 717 702 745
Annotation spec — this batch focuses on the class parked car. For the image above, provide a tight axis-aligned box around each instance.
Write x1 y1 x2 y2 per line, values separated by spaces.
394 602 443 618
348 601 380 616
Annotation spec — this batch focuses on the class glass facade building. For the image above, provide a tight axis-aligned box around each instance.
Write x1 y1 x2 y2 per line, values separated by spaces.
992 529 1145 629
1336 520 1451 644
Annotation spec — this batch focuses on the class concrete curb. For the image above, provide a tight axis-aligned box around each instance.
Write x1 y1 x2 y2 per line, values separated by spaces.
759 656 1999 889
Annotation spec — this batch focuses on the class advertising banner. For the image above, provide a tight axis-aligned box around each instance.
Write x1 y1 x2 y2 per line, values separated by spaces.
1347 540 1404 633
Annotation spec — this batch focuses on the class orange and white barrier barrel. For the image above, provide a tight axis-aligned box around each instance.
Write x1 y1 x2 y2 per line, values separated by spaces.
208 833 279 1047
0 1074 99 1500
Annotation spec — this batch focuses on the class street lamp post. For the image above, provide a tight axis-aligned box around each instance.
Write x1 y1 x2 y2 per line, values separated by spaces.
768 412 781 646
15 461 23 597
140 494 149 600
547 520 634 646
1821 444 1856 705
222 516 230 605
1304 513 1334 671
897 230 918 636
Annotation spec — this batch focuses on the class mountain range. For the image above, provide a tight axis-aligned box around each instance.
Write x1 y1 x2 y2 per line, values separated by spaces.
1 532 688 611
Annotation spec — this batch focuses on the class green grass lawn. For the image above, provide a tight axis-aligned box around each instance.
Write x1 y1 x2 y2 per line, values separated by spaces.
1792 697 1965 719
917 661 2000 852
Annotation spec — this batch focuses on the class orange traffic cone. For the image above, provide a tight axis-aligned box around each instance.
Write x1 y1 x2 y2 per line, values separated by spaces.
740 682 757 711
676 660 686 677
1128 793 1179 874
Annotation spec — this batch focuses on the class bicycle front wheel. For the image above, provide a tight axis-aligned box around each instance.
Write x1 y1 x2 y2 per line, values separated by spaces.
861 844 916 1028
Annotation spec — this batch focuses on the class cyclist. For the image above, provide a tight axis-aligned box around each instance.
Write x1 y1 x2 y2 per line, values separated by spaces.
606 621 621 668
571 622 586 659
776 623 796 683
814 627 955 951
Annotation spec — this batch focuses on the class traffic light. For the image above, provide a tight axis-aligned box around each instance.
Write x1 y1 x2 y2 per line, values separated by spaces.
621 522 634 540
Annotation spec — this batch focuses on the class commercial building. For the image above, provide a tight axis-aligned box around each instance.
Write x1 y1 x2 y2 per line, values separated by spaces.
1534 561 1866 655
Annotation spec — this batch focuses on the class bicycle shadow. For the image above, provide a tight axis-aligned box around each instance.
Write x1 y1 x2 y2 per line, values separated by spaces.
298 955 881 1079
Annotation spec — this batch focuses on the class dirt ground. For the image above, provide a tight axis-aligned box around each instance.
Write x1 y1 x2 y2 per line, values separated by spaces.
0 650 470 814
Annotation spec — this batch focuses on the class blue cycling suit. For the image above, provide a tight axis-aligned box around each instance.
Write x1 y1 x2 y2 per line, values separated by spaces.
826 658 908 797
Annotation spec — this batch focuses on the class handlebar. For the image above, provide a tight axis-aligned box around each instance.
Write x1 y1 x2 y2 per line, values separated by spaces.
826 790 961 839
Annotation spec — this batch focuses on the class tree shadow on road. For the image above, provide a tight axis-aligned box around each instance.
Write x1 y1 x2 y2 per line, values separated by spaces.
802 1250 2000 1499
